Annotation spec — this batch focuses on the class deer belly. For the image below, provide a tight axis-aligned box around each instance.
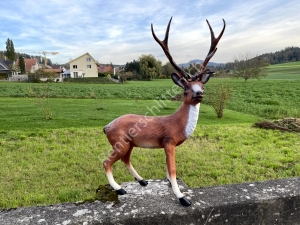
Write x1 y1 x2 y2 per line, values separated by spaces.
185 104 200 138
134 140 161 149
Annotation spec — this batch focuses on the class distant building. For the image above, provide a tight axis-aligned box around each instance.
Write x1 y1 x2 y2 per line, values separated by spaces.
98 64 113 73
16 58 39 73
68 52 99 78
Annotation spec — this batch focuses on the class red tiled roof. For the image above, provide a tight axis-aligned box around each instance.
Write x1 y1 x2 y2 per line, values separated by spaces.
98 64 112 73
16 58 37 72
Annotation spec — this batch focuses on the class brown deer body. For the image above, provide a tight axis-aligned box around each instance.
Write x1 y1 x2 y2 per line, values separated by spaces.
103 17 225 206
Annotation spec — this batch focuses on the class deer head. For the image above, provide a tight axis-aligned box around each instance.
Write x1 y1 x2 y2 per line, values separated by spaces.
151 17 226 104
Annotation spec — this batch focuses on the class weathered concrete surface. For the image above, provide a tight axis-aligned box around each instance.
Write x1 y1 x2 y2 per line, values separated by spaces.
1 177 300 225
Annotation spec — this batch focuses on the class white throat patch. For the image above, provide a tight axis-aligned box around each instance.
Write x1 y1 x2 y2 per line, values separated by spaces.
185 103 200 138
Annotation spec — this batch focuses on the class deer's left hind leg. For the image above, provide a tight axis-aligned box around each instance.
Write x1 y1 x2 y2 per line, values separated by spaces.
104 148 128 195
121 146 148 186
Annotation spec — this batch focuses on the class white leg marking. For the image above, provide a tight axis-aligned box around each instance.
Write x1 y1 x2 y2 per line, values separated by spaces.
166 167 170 180
127 163 143 181
169 177 184 198
106 172 121 190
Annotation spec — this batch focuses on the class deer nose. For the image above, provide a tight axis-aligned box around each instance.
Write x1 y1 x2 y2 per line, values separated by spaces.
196 91 203 96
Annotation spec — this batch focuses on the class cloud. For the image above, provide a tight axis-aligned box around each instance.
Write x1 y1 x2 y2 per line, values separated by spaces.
0 0 300 64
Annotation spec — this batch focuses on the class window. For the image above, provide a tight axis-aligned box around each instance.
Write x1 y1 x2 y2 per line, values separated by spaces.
73 72 78 78
73 65 77 69
86 58 91 62
87 65 91 68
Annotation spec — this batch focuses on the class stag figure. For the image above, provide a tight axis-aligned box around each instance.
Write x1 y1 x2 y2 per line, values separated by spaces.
103 17 226 206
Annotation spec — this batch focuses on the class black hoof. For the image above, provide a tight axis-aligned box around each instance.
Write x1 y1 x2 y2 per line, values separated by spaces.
138 180 148 186
116 188 127 195
179 196 191 206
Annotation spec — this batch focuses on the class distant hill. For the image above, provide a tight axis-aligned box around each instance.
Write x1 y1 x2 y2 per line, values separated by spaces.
255 46 300 64
178 59 224 68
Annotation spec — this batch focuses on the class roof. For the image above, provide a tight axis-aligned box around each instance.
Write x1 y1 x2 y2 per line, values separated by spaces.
4 60 14 66
16 58 38 72
69 52 99 65
0 59 9 71
51 64 62 69
98 64 113 72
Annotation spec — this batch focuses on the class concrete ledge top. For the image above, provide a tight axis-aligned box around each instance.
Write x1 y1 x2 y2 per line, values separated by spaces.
1 177 300 225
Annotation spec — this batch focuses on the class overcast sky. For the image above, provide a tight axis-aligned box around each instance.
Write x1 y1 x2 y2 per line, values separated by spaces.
0 0 299 65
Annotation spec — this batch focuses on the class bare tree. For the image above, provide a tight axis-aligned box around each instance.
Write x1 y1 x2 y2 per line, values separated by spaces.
233 53 268 82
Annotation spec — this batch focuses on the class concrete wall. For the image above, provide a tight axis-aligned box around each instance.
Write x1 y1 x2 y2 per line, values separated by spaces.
1 177 299 224
9 75 28 81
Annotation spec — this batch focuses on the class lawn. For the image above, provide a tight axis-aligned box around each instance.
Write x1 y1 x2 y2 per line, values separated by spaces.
263 61 300 80
0 62 300 209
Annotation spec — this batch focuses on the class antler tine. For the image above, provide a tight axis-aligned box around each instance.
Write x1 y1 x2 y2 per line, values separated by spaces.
201 19 226 72
151 17 192 81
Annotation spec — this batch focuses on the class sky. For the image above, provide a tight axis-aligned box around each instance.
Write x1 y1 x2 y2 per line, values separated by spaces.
0 0 299 65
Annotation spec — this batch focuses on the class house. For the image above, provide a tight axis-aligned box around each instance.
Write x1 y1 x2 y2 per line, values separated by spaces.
68 52 99 78
98 64 113 73
0 59 11 79
16 58 39 73
62 69 71 78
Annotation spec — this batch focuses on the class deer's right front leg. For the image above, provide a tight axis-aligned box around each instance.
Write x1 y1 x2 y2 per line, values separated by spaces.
164 144 191 207
104 149 127 195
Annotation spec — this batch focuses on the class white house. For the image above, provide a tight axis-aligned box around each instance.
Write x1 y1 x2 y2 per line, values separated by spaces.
68 52 99 78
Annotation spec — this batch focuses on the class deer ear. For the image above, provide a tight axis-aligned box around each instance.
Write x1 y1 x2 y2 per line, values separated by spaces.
200 69 214 84
171 72 188 89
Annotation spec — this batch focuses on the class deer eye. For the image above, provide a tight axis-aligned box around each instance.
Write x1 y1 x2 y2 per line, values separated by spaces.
184 86 189 91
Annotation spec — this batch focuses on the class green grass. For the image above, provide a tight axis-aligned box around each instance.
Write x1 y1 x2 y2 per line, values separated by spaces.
1 68 300 120
263 61 300 79
1 61 300 209
0 97 259 131
1 125 299 209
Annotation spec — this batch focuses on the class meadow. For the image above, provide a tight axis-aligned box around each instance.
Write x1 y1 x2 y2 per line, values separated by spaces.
0 61 299 209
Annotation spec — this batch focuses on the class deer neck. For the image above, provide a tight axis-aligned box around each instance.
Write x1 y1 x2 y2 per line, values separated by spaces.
171 102 200 138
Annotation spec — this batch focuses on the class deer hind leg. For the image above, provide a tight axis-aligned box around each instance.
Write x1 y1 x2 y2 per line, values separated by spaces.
103 146 129 195
121 146 148 186
164 144 191 206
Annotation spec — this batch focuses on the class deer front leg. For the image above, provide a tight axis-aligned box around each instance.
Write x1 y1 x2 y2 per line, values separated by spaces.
164 144 191 206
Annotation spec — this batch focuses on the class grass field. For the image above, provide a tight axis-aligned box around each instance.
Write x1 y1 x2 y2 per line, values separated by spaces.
263 61 300 80
0 62 300 209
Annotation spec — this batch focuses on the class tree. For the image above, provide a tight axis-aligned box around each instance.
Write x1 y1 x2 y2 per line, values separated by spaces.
8 63 20 75
139 54 162 80
6 38 15 60
18 55 26 74
28 68 56 82
124 59 140 79
162 62 176 78
232 53 268 82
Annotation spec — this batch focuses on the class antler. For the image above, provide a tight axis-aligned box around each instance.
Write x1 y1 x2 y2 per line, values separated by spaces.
151 17 192 81
194 19 226 80
152 17 226 82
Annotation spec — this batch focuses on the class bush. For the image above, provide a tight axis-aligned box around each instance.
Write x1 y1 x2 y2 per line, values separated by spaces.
206 84 232 118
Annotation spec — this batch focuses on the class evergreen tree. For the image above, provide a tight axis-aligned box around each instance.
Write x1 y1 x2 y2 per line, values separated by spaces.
6 38 16 60
19 55 26 74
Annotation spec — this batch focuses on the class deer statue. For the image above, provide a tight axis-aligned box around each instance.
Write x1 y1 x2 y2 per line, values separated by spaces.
103 17 226 206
